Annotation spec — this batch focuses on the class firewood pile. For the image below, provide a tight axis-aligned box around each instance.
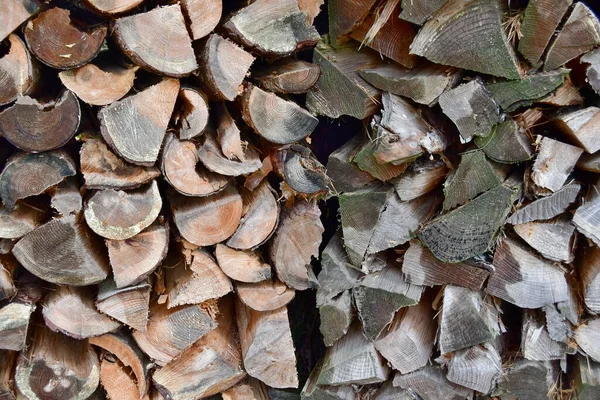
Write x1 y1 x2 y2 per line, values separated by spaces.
2 0 600 399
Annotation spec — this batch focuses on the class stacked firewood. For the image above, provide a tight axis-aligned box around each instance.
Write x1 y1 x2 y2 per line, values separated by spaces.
303 0 600 400
0 0 332 399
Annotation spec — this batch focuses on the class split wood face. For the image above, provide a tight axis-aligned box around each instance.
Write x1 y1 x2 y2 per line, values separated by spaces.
0 34 38 106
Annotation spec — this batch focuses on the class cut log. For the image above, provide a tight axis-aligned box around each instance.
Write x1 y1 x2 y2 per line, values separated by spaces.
301 360 357 399
0 150 75 209
113 4 197 77
236 279 295 312
443 150 507 210
170 186 243 246
255 59 320 94
100 358 149 400
349 2 417 68
317 323 389 386
438 79 501 142
283 148 329 195
399 0 447 25
43 285 120 339
392 366 473 400
319 290 353 347
518 0 572 67
507 181 580 225
90 332 150 399
0 90 80 152
198 34 254 101
222 378 269 400
373 380 417 400
578 245 600 314
59 61 138 106
153 297 246 399
197 130 261 176
352 140 409 182
360 63 458 106
83 0 144 15
15 325 100 400
487 236 569 308
80 137 161 190
447 343 501 394
235 299 298 388
24 8 106 69
0 203 42 240
418 183 518 263
306 41 383 119
573 354 600 400
223 0 320 57
0 350 16 400
531 136 583 192
241 84 317 144
326 134 377 193
0 34 38 107
544 2 600 71
353 266 422 340
487 69 569 112
439 285 500 354
554 106 600 154
374 295 435 374
215 103 245 162
227 182 279 250
402 240 490 290
513 216 576 263
98 78 179 166
107 222 168 288
175 87 209 140
215 244 271 283
161 133 228 197
269 200 323 290
133 301 218 366
316 231 361 307
0 301 35 351
576 318 600 363
410 0 520 79
96 278 151 331
521 310 572 362
574 181 600 246
166 248 233 308
180 0 222 41
12 215 109 286
50 178 82 217
495 359 558 400
327 0 376 45
84 180 162 240
0 0 40 43
475 118 534 164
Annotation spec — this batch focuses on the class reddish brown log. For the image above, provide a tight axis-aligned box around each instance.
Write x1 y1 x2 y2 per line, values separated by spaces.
180 0 222 41
0 0 40 43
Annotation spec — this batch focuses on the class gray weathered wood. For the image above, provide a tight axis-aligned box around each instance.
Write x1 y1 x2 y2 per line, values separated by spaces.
301 360 357 400
579 244 600 314
573 354 600 400
393 366 473 400
398 0 447 25
494 359 558 400
446 342 502 394
573 181 600 247
576 318 600 363
531 136 583 192
513 216 575 263
521 310 573 362
391 158 448 201
319 290 354 348
507 182 580 225
554 106 600 153
326 134 377 194
475 118 534 164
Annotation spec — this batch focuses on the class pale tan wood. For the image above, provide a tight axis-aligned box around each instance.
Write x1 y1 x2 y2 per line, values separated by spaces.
513 216 576 263
96 278 151 331
531 136 583 192
235 279 295 312
215 244 271 283
0 302 35 351
100 358 150 400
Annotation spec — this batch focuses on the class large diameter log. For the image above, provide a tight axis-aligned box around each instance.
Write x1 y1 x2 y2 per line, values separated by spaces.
96 278 150 331
487 236 569 308
84 180 162 240
0 0 40 43
223 0 319 57
0 34 38 107
235 299 298 388
410 0 519 79
170 186 242 246
174 87 209 140
133 301 218 366
113 4 197 77
12 215 109 286
15 326 100 400
59 62 138 106
227 182 279 250
269 200 323 290
43 285 120 339
241 84 317 144
180 0 221 40
0 151 76 209
306 41 383 119
24 8 106 69
153 297 246 399
107 222 168 288
198 34 254 101
99 78 179 166
83 0 144 15
0 90 80 152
